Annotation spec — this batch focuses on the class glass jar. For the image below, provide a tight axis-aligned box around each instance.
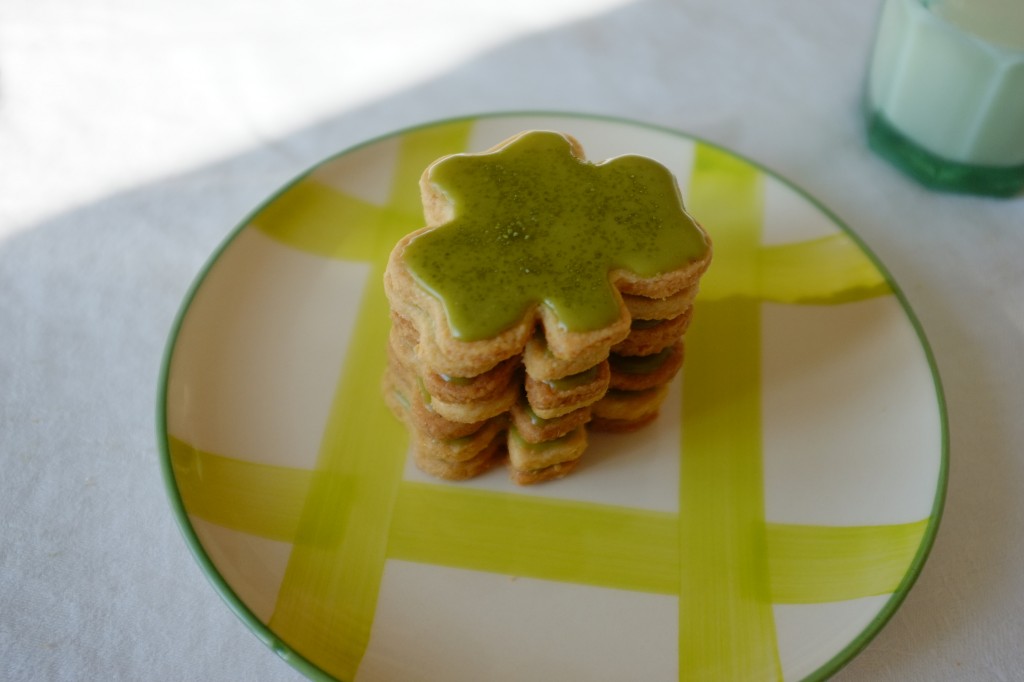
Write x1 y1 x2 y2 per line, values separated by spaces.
865 0 1024 197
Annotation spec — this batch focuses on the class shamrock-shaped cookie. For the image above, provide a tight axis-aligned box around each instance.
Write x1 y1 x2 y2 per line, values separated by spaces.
383 130 712 483
385 130 711 377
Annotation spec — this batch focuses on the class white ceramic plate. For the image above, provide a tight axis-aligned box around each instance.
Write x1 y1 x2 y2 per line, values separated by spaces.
158 113 947 682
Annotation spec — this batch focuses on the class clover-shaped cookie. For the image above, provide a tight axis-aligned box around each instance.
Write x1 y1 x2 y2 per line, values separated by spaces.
384 130 711 378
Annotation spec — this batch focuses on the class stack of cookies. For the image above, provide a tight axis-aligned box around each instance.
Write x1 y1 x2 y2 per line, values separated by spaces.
383 130 712 484
594 283 698 433
383 311 517 481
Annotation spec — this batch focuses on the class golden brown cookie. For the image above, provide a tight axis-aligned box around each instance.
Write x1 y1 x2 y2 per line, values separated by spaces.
510 400 591 444
508 457 582 485
384 366 507 480
506 426 587 484
608 341 685 392
523 360 610 420
589 385 670 432
412 435 506 481
612 308 694 357
389 323 520 424
621 284 700 322
521 334 609 384
383 365 485 441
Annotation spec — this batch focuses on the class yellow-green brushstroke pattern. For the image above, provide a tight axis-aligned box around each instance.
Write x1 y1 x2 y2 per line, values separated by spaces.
253 182 385 261
766 519 930 604
169 442 926 604
168 436 314 543
680 144 780 681
257 121 475 680
389 482 680 593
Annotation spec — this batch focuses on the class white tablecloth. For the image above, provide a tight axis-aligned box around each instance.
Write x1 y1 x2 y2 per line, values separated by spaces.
2 0 1022 679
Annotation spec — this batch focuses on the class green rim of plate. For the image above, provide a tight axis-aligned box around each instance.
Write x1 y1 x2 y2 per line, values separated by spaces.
156 110 949 682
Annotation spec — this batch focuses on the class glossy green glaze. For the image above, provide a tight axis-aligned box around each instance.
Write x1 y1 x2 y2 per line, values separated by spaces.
404 131 709 340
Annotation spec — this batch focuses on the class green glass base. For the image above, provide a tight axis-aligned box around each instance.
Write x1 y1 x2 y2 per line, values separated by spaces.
867 113 1024 198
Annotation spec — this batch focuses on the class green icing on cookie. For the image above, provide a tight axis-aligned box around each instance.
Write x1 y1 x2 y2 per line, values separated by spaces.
544 366 600 391
403 131 709 341
610 347 674 375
